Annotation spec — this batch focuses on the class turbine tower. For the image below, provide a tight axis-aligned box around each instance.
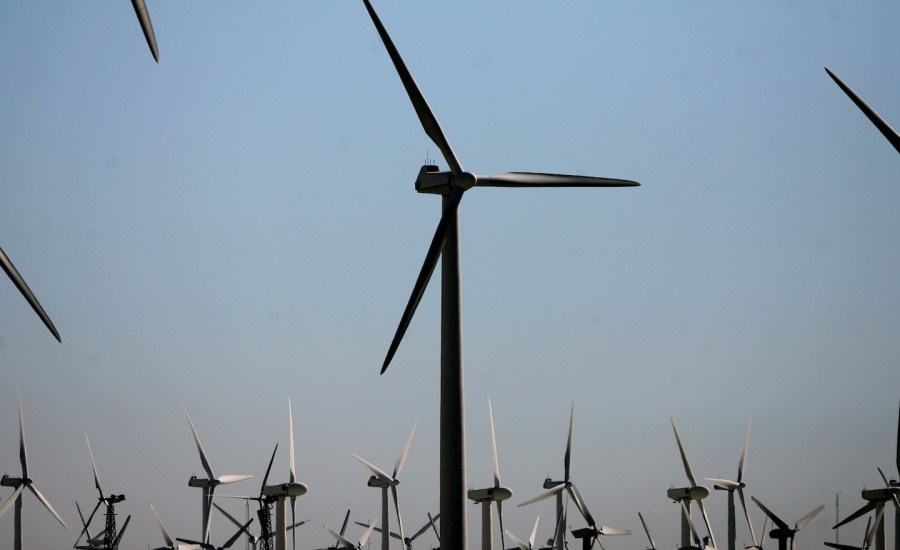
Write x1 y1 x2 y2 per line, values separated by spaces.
1 244 60 341
825 67 899 154
184 407 253 544
704 417 756 550
667 414 716 550
352 423 416 550
0 390 68 550
130 0 159 61
751 497 823 550
361 2 640 547
467 401 512 550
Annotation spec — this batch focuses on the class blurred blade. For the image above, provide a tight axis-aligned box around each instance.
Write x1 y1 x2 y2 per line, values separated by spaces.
289 398 297 483
705 478 740 490
184 407 216 480
28 483 69 529
0 484 25 520
150 503 175 546
489 400 501 487
260 444 278 496
825 68 900 155
356 520 403 541
325 524 355 548
1 246 61 342
565 401 575 482
381 185 465 374
130 0 159 62
529 516 541 548
214 502 243 529
697 497 717 550
738 416 752 483
834 502 875 529
794 505 824 531
17 389 28 478
361 0 463 175
751 496 789 531
477 172 639 188
359 518 379 548
394 423 417 478
352 453 391 481
738 487 757 548
519 484 566 507
428 512 440 541
506 528 530 550
113 514 131 548
391 484 406 546
669 414 697 486
223 519 254 549
219 474 253 484
600 526 631 536
639 512 657 550
85 433 104 498
570 483 595 527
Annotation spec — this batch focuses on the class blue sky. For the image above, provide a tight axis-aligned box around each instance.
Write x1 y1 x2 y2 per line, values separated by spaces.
0 1 898 549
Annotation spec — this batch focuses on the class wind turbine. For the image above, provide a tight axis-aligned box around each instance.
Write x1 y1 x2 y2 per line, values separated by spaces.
703 417 756 550
352 422 416 550
178 518 254 550
1 244 60 341
520 402 592 550
824 67 899 154
260 399 309 550
826 509 884 550
0 390 68 550
76 501 106 549
667 414 716 550
184 406 253 544
362 0 640 546
131 0 159 61
750 497 823 550
74 434 131 550
568 490 631 550
506 516 541 550
324 519 378 550
316 510 352 550
150 503 202 550
468 401 512 550
356 513 440 550
215 502 307 550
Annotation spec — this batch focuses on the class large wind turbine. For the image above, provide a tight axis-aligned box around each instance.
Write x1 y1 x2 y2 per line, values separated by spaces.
131 0 159 61
352 423 416 550
825 67 899 154
361 1 639 546
184 407 253 544
704 417 756 550
0 391 68 550
261 399 309 550
750 497 823 550
1 244 60 341
468 401 512 550
668 414 716 550
324 519 378 550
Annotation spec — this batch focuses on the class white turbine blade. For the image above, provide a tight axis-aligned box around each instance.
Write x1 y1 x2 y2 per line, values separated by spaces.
324 524 355 548
358 518 379 548
737 488 757 548
184 407 216 480
289 398 296 483
669 414 697 486
681 502 702 545
394 423 417 478
489 400 501 487
639 512 657 550
351 453 392 481
751 497 789 531
85 433 104 498
354 521 403 541
149 503 175 547
738 416 752 483
794 505 824 531
506 528 530 550
219 474 253 484
865 509 885 547
28 483 68 529
519 484 566 507
17 390 28 479
0 484 25 519
599 526 631 536
528 516 541 548
697 497 717 550
564 401 574 482
569 483 596 527
704 478 740 490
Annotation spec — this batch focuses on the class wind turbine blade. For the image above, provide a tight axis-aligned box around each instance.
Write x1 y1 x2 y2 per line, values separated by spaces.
681 502 702 545
85 433 104 498
639 512 657 550
1 246 61 342
391 484 406 546
570 483 595 528
410 513 438 541
794 505 824 531
75 500 103 544
498 500 507 550
130 0 159 61
341 509 351 536
359 518 379 548
214 502 243 529
219 475 253 484
519 484 566 507
565 401 574 482
737 487 757 548
260 444 278 496
760 517 769 550
505 528 530 550
28 483 68 529
224 520 254 549
361 0 463 175
75 501 93 543
351 453 392 481
0 484 25 519
669 414 698 486
291 496 297 550
325 524 355 548
751 496 789 531
704 478 740 490
825 67 900 154
488 400 502 487
184 407 216 480
876 467 900 510
289 398 297 483
529 516 541 548
878 466 890 487
113 514 131 548
394 423 417 478
866 508 885 547
381 184 465 374
697 497 717 550
354 521 403 541
738 416 752 483
150 503 175 547
428 512 440 541
834 502 875 529
17 390 28 478
477 172 639 188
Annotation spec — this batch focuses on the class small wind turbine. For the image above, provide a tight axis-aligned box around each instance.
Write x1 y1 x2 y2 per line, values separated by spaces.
316 510 352 550
261 399 309 550
750 497 823 550
568 490 631 550
355 512 440 550
323 519 378 550
703 417 756 550
184 406 253 544
361 0 640 545
825 67 899 154
468 400 512 550
130 0 159 61
826 509 884 550
352 422 416 550
215 502 307 550
150 503 202 550
75 501 106 549
0 390 68 550
506 516 541 550
1 244 60 341
178 518 254 550
74 434 131 550
667 414 716 550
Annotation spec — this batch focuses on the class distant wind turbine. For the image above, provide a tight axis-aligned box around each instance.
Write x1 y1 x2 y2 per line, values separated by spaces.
751 497 823 550
468 401 512 550
668 414 716 550
704 416 756 550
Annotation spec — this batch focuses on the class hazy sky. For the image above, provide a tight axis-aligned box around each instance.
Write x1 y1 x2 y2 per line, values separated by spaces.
0 1 898 549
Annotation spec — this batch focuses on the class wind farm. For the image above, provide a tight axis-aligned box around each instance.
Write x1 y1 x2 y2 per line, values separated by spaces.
1 1 899 549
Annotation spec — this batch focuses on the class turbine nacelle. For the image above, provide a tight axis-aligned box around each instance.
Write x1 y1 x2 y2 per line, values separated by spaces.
467 486 512 503
188 475 219 488
415 165 477 194
668 486 710 501
0 475 30 486
861 487 899 500
366 475 399 488
262 482 309 498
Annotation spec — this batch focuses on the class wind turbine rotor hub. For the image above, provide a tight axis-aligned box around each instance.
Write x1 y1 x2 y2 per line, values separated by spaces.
454 171 477 190
689 486 710 500
491 486 513 502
